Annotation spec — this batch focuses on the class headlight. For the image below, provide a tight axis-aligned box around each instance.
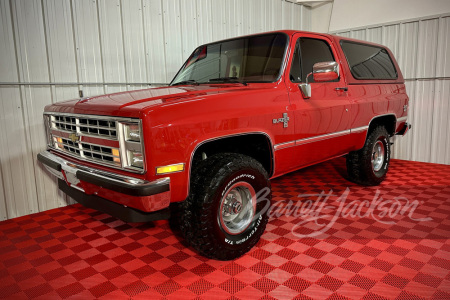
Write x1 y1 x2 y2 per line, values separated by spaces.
127 150 144 168
124 123 141 142
119 121 145 171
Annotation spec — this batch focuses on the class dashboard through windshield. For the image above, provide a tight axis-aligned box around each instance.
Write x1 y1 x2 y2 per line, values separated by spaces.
170 33 288 85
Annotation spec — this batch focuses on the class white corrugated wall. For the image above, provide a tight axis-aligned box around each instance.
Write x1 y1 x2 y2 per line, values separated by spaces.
331 14 450 166
0 0 311 220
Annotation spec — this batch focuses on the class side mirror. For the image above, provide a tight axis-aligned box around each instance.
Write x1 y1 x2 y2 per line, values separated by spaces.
312 61 339 82
298 61 339 99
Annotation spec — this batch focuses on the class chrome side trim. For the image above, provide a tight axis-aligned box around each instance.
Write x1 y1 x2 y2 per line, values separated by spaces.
274 129 351 151
351 126 369 133
296 129 350 146
274 141 296 150
397 116 407 122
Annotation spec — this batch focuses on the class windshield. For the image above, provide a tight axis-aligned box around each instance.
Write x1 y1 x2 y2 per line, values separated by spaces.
170 33 288 85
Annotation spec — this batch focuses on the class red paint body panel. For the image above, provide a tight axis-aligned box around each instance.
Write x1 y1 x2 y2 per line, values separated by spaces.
42 30 410 212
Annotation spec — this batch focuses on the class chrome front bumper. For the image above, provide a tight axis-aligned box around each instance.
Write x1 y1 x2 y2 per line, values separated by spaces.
37 150 169 196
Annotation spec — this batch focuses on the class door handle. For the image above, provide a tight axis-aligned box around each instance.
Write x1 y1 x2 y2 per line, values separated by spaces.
335 87 348 92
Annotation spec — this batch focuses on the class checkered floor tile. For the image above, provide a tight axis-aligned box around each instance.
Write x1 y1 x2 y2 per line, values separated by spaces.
1 158 449 299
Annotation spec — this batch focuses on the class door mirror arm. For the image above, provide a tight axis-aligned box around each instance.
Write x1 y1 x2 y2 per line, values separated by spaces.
299 72 312 99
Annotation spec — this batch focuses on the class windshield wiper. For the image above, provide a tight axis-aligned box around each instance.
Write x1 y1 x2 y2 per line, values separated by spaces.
171 80 199 86
208 77 248 86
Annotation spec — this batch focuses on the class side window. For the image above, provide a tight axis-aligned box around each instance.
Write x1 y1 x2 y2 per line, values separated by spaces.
340 41 397 80
290 37 336 83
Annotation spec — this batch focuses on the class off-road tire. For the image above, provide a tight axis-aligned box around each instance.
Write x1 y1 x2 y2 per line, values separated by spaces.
179 153 271 260
346 126 390 186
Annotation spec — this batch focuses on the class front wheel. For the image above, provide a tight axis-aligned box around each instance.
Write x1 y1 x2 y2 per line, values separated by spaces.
346 126 390 186
179 153 271 260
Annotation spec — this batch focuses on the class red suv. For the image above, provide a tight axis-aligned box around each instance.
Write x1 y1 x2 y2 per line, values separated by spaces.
38 30 411 260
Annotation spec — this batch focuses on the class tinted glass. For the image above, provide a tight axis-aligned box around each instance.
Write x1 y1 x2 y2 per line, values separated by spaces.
340 41 397 80
290 38 335 83
171 33 288 84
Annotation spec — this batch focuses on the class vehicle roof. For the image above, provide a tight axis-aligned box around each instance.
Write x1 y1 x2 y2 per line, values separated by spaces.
205 29 389 51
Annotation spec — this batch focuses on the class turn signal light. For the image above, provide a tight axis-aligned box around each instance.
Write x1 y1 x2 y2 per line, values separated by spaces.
156 163 185 175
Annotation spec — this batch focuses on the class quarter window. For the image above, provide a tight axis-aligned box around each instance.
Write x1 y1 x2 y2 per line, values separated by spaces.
340 41 397 80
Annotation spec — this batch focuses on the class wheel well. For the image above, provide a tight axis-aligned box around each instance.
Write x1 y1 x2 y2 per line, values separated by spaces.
191 134 274 176
368 115 396 136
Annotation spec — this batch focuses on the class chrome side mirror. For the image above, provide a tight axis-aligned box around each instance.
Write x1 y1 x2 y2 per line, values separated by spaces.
298 61 339 99
312 61 339 82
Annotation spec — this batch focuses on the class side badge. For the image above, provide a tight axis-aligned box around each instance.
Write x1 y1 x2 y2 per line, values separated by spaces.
273 113 290 128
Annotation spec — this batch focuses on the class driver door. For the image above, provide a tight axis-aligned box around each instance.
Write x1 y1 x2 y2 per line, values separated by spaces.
286 33 352 168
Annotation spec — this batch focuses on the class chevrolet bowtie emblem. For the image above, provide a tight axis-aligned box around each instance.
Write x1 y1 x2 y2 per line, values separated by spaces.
273 113 290 128
69 133 80 143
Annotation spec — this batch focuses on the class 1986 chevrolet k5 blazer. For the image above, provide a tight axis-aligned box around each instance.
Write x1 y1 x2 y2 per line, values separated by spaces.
37 30 411 260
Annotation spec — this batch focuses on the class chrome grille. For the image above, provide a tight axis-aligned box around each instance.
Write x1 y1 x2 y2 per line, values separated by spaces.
79 118 117 139
53 136 120 167
53 115 77 132
52 115 117 140
45 113 144 173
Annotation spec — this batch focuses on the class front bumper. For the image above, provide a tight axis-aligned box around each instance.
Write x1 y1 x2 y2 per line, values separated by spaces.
37 150 171 221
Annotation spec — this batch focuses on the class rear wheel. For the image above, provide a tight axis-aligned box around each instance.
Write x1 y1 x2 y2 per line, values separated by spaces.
179 153 271 260
346 126 390 186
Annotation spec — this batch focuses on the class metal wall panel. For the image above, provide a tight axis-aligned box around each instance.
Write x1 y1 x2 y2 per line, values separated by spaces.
195 0 213 45
351 29 366 40
0 0 19 82
12 0 50 82
0 0 311 219
72 0 104 83
366 27 382 44
399 21 419 79
120 0 147 84
0 166 7 221
431 80 450 164
410 80 434 162
332 14 450 165
416 18 439 78
98 0 127 83
143 0 167 83
281 0 291 29
162 0 183 82
43 0 78 83
272 0 283 30
180 0 199 59
24 86 62 213
211 0 226 40
0 86 38 219
436 16 450 78
383 24 400 59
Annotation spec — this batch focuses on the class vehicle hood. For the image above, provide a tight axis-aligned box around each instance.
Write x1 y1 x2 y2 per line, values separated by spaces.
45 84 273 118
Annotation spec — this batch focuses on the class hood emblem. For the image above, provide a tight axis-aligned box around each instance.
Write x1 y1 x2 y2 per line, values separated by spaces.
273 113 290 128
69 133 80 143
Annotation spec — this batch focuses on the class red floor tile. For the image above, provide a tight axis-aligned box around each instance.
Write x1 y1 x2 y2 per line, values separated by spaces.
0 158 449 299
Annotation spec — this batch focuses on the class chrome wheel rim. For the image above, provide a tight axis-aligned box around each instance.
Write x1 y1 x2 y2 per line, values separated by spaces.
219 182 256 235
372 140 385 172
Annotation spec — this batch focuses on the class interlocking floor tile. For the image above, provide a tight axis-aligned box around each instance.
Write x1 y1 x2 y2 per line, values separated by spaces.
0 158 449 299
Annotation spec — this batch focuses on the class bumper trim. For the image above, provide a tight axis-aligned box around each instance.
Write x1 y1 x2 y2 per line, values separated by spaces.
37 150 169 196
59 179 170 222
